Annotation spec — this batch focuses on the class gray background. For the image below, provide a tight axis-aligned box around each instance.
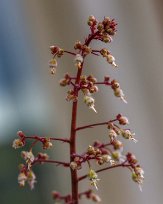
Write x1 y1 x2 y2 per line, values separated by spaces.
0 0 163 203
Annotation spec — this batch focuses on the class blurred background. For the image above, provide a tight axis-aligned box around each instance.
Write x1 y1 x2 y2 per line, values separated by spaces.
0 0 163 203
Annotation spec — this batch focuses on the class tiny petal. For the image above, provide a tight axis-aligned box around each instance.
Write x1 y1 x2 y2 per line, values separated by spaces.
12 139 24 149
49 58 57 68
18 172 27 187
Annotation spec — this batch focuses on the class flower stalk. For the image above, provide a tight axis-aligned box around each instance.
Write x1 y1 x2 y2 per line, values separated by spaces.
12 15 144 204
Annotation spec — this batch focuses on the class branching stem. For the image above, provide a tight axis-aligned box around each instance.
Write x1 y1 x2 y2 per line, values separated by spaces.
78 163 131 182
76 119 117 131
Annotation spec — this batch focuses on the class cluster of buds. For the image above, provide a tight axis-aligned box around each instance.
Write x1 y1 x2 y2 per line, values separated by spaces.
108 117 137 143
18 166 36 190
18 150 49 189
88 169 100 190
111 80 127 103
80 75 98 94
66 89 77 102
100 48 117 67
70 145 110 173
74 41 92 56
126 153 144 191
41 138 53 149
98 16 117 40
59 73 71 87
49 46 64 75
18 149 37 190
93 140 124 165
87 16 117 43
70 157 82 170
80 75 98 112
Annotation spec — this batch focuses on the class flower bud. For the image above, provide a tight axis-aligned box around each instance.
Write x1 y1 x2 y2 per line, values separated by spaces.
18 172 27 187
102 154 111 163
126 153 137 164
42 138 53 149
100 48 110 57
74 54 83 69
112 140 123 150
57 48 64 57
50 46 59 55
90 193 102 202
70 161 78 170
87 145 96 155
87 15 97 26
117 114 129 125
59 78 69 87
102 34 112 43
108 129 117 141
121 130 137 142
12 139 24 149
97 22 104 31
17 130 25 138
111 80 120 90
49 58 57 68
114 88 127 103
107 54 117 67
84 95 97 113
74 41 82 50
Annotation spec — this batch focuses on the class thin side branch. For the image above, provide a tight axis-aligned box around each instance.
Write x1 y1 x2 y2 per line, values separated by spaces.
64 50 76 56
78 163 131 182
76 119 117 131
25 136 70 143
32 159 70 167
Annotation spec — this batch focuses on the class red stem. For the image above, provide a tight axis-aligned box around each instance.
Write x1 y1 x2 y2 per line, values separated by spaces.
95 82 111 85
76 119 117 131
70 31 100 204
32 159 69 167
64 50 76 56
25 136 70 143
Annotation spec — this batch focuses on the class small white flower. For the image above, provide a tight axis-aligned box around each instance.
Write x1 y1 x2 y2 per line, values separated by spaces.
21 151 35 169
122 130 138 143
108 129 117 141
84 95 97 113
101 154 112 163
114 88 127 104
132 167 144 191
27 170 37 190
12 139 24 149
49 58 57 68
111 150 126 163
90 193 102 202
88 169 100 190
70 161 78 170
74 54 83 68
107 54 117 67
18 172 27 187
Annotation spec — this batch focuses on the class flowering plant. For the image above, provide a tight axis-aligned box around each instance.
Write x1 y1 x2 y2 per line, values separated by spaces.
13 15 144 204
